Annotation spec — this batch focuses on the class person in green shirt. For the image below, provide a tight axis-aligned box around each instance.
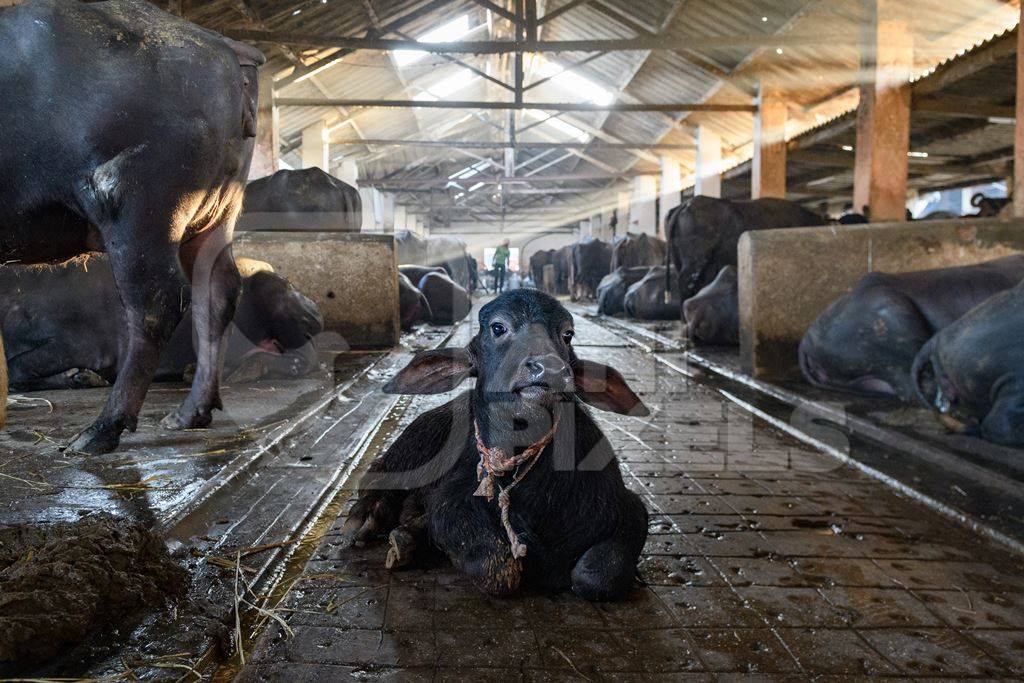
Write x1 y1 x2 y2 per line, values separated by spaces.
492 239 511 293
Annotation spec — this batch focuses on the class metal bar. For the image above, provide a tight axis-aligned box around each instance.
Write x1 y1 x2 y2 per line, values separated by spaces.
330 138 696 149
224 29 850 54
360 171 654 186
525 0 538 43
537 0 593 25
275 97 757 112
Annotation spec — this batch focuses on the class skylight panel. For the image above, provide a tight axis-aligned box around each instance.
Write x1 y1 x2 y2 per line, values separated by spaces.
525 109 588 143
414 67 475 102
394 15 472 67
536 59 613 105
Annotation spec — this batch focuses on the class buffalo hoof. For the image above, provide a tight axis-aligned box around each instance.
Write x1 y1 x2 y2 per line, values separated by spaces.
65 423 121 455
385 527 417 570
160 405 214 431
69 369 109 389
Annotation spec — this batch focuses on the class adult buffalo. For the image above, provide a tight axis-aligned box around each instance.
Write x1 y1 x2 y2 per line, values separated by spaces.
240 168 362 232
624 266 681 320
399 265 446 288
911 278 1024 445
0 0 263 453
554 246 573 295
570 237 613 301
801 255 1024 401
530 249 555 290
2 255 323 392
597 267 649 316
683 266 739 345
666 197 823 302
465 254 480 293
398 272 432 331
395 231 471 291
610 233 667 271
419 272 472 325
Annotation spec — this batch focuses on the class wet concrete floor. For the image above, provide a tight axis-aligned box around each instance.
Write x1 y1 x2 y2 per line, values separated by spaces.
226 304 1024 681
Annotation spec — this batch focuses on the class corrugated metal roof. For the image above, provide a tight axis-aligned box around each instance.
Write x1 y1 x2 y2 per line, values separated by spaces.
178 0 1022 228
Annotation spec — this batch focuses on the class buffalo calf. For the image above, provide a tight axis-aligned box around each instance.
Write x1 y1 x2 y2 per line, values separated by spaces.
344 290 649 601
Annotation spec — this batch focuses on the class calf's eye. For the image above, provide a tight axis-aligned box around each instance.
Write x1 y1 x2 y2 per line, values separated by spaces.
490 322 508 337
563 329 574 343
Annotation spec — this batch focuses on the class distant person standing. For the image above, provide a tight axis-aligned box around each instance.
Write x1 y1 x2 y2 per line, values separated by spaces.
492 239 511 293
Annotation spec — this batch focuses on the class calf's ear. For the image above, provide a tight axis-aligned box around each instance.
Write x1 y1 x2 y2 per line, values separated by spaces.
573 359 650 416
383 347 476 395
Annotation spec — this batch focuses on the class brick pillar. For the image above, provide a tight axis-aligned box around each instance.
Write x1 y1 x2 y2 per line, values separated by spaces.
752 82 787 199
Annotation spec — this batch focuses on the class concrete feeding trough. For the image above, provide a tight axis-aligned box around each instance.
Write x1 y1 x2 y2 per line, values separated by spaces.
233 231 399 350
739 217 1024 381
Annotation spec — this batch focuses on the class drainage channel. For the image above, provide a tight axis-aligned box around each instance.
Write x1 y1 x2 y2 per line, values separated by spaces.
588 313 1024 557
200 322 464 680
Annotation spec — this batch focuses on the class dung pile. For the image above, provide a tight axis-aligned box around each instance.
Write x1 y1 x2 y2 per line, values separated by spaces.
0 514 187 670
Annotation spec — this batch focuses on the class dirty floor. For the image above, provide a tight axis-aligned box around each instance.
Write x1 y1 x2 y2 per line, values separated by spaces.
227 306 1024 681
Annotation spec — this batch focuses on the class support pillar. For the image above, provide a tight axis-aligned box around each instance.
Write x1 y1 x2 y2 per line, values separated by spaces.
358 187 376 232
394 205 407 234
337 158 359 187
301 120 330 171
380 193 395 233
248 70 279 180
752 82 787 199
1015 1 1024 217
659 156 682 231
629 175 658 235
852 15 875 215
866 0 913 222
695 126 722 198
616 191 631 237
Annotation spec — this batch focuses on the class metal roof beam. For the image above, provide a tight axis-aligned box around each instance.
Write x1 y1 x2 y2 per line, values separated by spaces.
330 138 695 150
275 98 756 112
226 30 851 55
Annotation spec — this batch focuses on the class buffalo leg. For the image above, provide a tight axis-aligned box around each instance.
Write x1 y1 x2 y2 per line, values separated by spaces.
570 493 647 601
430 495 523 597
67 242 186 454
980 380 1024 446
11 369 109 392
385 493 428 570
162 226 241 430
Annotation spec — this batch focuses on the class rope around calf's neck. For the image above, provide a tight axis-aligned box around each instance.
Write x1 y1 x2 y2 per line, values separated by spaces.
473 416 559 558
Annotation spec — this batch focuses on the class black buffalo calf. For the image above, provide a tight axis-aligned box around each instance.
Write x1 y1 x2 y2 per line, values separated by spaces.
344 290 649 601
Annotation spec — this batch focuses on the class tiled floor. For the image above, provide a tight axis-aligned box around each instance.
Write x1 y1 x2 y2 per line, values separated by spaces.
237 315 1024 680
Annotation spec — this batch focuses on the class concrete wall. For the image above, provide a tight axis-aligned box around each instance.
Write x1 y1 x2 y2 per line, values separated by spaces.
739 217 1024 380
234 232 399 349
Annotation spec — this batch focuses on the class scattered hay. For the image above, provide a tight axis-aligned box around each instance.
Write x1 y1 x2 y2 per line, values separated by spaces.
0 515 187 672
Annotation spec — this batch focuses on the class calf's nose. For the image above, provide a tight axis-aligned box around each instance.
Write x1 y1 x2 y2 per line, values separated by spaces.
523 353 572 387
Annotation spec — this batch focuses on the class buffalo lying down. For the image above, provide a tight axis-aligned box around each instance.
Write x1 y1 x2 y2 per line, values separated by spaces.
912 277 1024 445
624 266 681 320
2 256 323 391
0 0 263 452
683 266 739 345
597 267 649 316
800 256 1024 401
343 290 649 600
398 272 432 331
